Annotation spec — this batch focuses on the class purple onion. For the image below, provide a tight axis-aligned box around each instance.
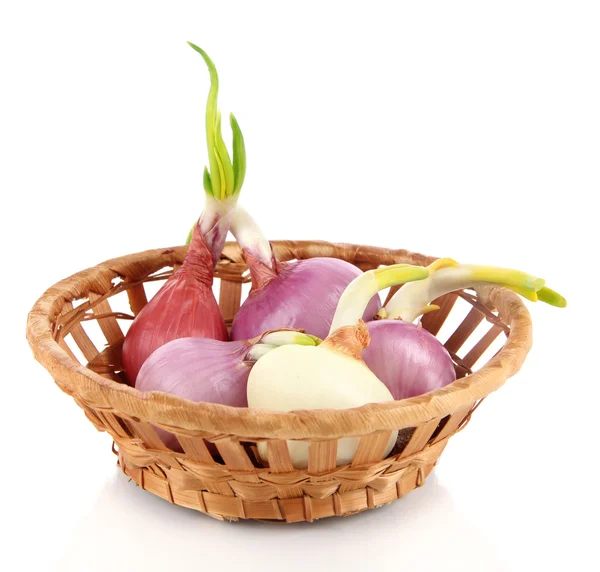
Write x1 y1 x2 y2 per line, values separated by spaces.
363 320 456 400
137 337 252 406
136 337 253 449
231 257 382 340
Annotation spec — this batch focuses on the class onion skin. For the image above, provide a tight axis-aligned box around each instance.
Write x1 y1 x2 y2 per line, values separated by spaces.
363 320 456 400
231 255 382 341
122 226 227 384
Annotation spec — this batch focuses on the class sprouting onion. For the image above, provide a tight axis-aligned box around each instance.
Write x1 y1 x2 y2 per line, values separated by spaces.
247 264 429 468
188 42 247 266
122 43 247 383
364 258 567 400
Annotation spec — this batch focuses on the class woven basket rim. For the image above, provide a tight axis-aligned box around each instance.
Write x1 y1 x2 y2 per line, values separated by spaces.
26 240 533 440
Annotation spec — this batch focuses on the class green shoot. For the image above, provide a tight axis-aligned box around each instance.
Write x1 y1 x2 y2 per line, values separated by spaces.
536 286 567 308
187 41 246 201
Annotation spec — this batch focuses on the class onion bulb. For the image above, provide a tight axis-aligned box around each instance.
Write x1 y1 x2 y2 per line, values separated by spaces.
330 258 566 401
247 264 429 468
364 258 566 399
248 322 397 468
122 43 247 383
228 205 382 340
137 330 319 450
363 320 456 400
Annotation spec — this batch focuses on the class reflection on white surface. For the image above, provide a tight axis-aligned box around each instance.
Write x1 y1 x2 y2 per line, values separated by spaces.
55 468 508 572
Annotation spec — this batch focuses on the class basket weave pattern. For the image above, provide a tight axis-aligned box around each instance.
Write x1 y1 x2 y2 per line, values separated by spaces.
26 241 532 522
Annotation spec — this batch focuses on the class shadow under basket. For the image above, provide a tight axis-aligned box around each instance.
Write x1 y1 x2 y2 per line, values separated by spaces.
26 240 533 523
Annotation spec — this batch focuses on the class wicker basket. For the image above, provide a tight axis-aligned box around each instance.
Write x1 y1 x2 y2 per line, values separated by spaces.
26 240 532 522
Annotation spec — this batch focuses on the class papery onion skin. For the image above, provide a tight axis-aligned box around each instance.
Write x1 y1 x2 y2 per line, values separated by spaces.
231 256 382 341
363 320 456 400
136 336 252 450
122 227 228 384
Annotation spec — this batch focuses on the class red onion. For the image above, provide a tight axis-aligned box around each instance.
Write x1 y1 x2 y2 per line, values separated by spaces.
364 259 565 398
363 320 456 400
122 44 247 383
137 330 318 450
329 260 565 401
137 337 253 408
122 226 228 383
229 206 381 340
232 255 381 340
136 336 247 450
327 264 455 400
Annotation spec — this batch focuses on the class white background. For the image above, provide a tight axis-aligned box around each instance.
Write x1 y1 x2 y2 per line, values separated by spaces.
1 1 599 570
